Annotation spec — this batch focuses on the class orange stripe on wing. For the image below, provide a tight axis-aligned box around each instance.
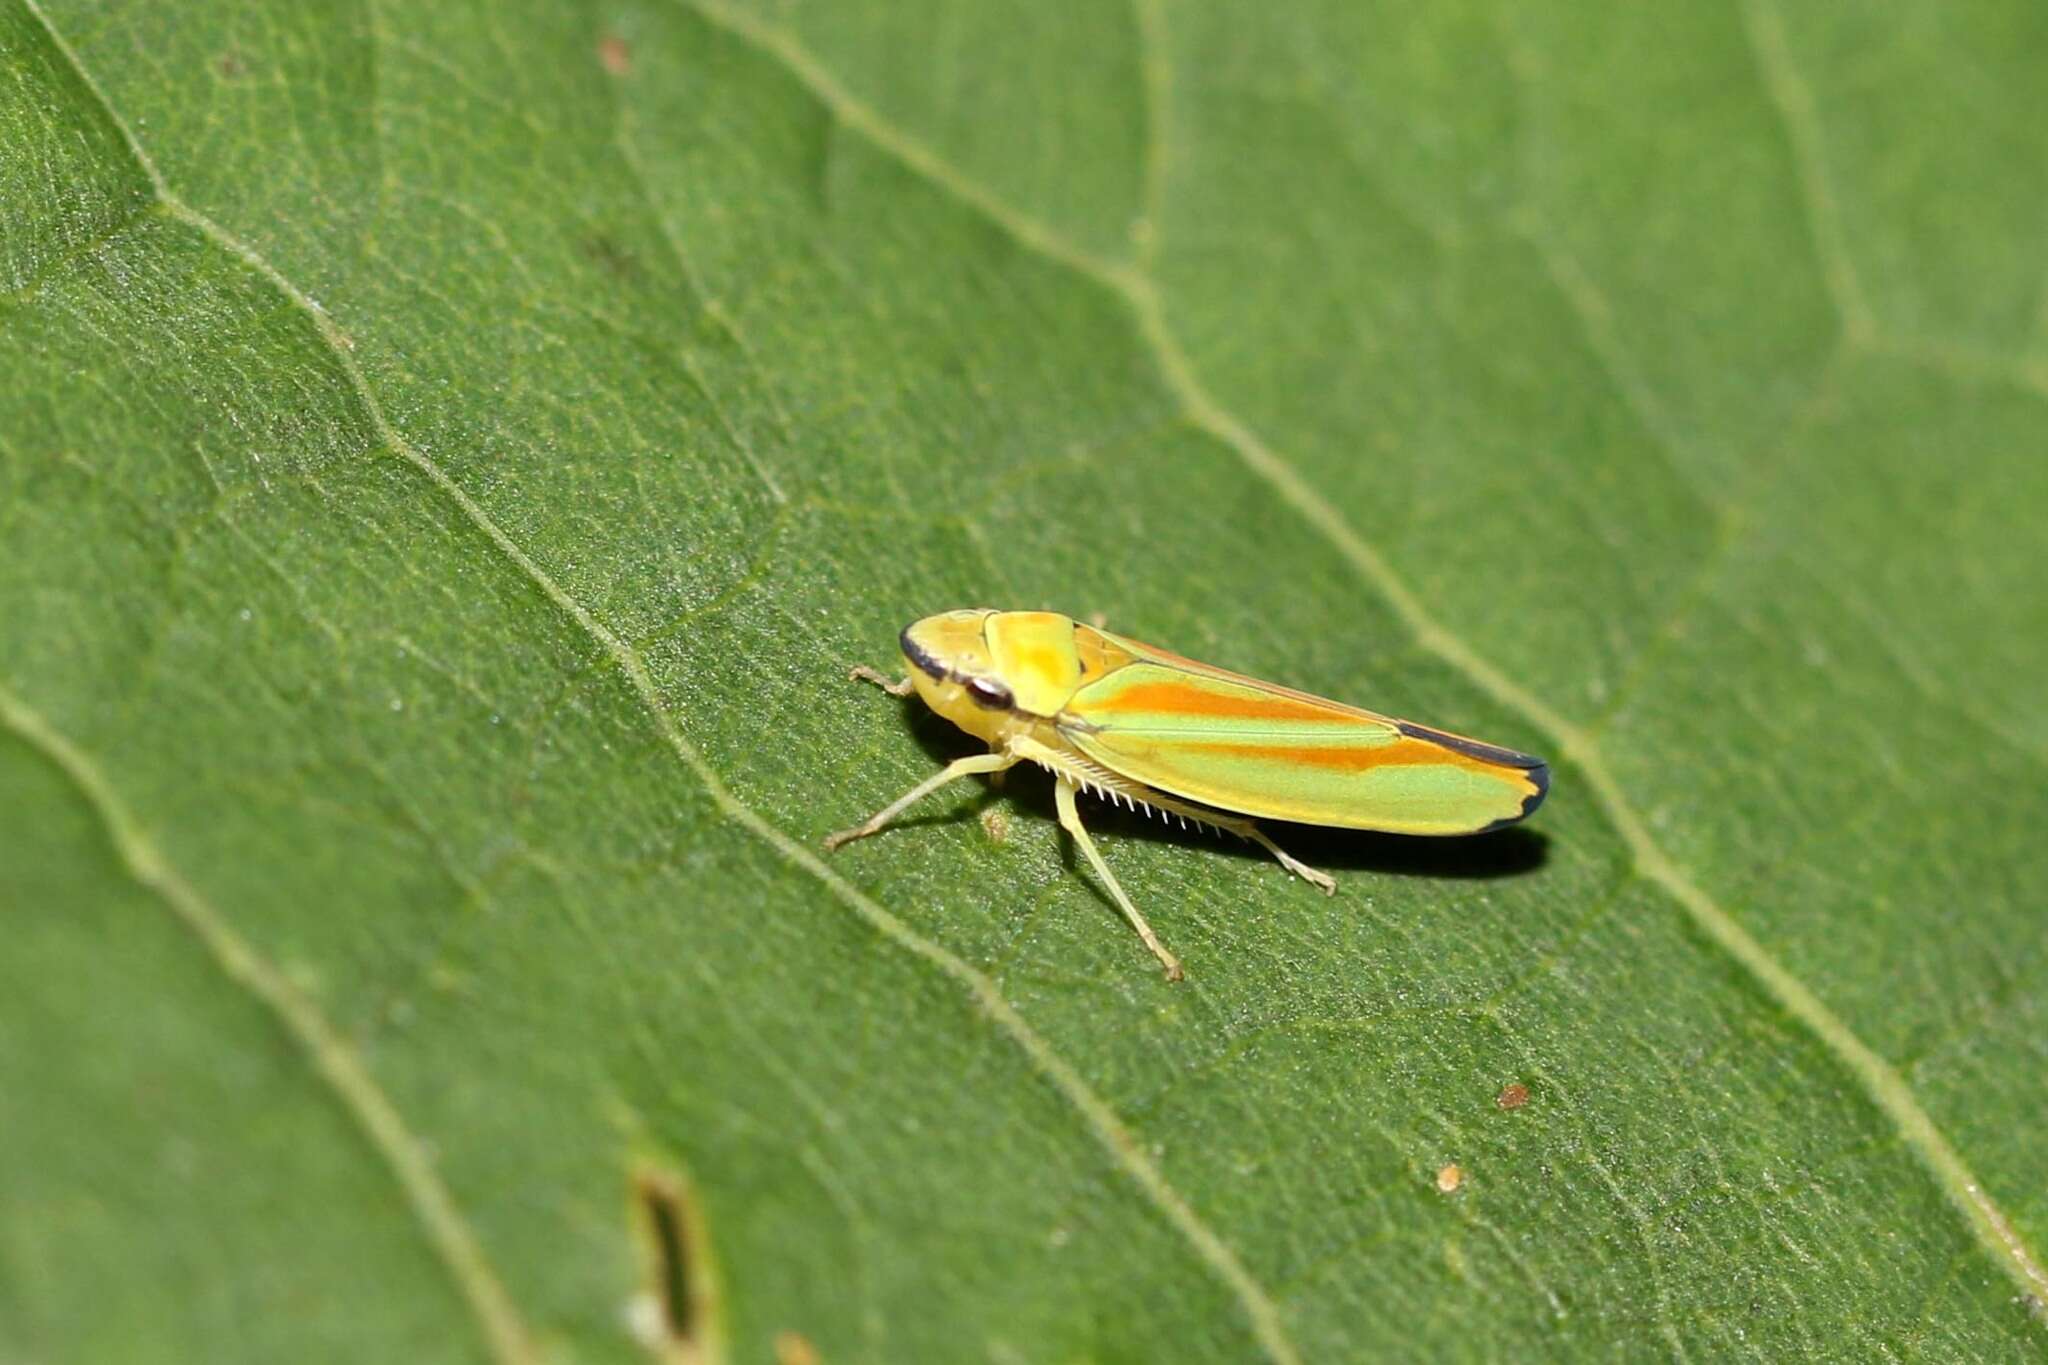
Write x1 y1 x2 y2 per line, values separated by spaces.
1201 737 1523 776
1087 679 1347 724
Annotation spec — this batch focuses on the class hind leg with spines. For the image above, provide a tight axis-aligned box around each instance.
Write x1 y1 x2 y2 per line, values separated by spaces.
1009 735 1335 893
1211 815 1336 894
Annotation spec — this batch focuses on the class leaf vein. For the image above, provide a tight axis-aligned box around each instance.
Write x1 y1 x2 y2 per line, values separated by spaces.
1734 0 1876 345
1129 0 1170 271
0 686 542 1365
607 82 795 505
14 9 547 1360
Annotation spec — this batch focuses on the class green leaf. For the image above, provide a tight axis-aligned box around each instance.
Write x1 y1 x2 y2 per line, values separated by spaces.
5 0 2046 1360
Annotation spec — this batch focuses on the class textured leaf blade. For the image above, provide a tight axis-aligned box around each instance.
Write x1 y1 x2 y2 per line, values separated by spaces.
4 1 2045 1361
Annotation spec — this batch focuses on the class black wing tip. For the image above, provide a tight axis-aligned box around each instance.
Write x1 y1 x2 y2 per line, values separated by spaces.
1391 720 1550 830
1396 719 1544 770
1478 759 1550 833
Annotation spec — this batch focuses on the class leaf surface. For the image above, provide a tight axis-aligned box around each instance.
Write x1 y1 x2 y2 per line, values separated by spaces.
5 1 2046 1360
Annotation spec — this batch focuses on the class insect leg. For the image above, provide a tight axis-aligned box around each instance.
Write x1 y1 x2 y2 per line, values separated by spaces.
1236 823 1338 895
847 664 916 697
1007 735 1335 896
1052 776 1184 982
1099 781 1339 896
823 750 1018 851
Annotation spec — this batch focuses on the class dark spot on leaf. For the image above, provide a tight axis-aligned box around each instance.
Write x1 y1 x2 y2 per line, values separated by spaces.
581 234 641 280
217 52 245 79
631 1165 717 1361
599 34 632 76
1496 1082 1530 1110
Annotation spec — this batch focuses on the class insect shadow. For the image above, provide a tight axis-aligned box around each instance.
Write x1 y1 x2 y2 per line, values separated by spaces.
890 707 1549 881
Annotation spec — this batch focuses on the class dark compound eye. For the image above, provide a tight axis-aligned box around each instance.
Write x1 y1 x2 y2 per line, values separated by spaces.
966 676 1014 709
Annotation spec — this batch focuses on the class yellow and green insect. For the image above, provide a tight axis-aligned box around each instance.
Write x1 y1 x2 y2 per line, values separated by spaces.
827 609 1549 980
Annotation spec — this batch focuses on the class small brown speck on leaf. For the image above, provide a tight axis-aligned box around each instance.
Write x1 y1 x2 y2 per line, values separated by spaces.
217 52 245 79
1497 1082 1530 1110
580 233 641 280
775 1330 821 1365
598 34 632 76
1436 1163 1463 1193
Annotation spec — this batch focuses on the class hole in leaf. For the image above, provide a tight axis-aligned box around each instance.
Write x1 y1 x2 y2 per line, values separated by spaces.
629 1164 720 1363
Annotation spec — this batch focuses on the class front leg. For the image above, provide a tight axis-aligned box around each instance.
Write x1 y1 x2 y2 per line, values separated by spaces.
824 749 1018 851
848 664 916 697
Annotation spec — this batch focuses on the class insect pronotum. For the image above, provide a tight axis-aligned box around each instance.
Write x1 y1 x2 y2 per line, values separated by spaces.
825 609 1549 980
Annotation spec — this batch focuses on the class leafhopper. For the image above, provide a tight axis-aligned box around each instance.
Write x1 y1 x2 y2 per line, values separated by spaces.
826 609 1549 980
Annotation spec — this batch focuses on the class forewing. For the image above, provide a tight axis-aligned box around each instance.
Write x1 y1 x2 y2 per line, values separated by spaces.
1062 657 1548 835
